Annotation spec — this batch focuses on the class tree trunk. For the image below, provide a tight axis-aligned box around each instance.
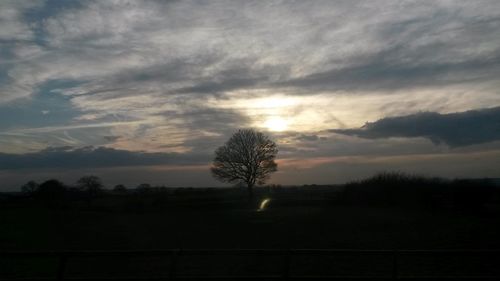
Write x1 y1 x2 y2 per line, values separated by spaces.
247 183 254 202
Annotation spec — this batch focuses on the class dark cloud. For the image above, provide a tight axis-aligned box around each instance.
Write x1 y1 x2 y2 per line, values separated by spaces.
332 106 500 147
272 9 500 93
183 107 250 131
177 77 262 95
158 106 252 153
176 63 289 95
0 146 208 170
280 45 500 92
122 56 222 84
103 135 121 142
295 134 320 142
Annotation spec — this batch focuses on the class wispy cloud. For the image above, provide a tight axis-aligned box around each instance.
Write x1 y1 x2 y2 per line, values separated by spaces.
1 1 500 185
0 146 209 170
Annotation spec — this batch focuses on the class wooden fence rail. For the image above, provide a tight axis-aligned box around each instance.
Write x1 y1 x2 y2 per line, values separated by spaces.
1 249 500 280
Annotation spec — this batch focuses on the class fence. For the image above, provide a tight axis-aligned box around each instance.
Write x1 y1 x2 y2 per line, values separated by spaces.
1 249 500 280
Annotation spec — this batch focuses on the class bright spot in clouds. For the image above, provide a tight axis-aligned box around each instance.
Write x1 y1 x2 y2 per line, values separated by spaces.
265 117 288 132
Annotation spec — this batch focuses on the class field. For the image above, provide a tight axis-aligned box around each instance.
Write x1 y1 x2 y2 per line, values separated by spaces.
1 186 500 279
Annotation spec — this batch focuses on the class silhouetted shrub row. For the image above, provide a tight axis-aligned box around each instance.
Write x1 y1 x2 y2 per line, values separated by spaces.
20 178 102 201
336 172 498 212
18 177 228 202
13 172 500 213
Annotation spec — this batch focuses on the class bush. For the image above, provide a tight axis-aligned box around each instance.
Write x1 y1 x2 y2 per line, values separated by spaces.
451 179 495 212
336 172 495 213
35 179 67 201
337 172 444 207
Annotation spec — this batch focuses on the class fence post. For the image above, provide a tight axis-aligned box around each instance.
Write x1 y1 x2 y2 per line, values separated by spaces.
392 250 399 280
169 249 181 280
282 249 292 280
56 254 68 281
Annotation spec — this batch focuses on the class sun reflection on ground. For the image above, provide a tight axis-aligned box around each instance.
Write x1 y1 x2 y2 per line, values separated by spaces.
257 198 271 212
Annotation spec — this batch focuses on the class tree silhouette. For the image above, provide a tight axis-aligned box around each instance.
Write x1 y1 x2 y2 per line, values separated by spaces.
211 129 278 198
36 179 67 201
21 180 38 196
77 175 103 198
113 184 127 193
136 183 152 194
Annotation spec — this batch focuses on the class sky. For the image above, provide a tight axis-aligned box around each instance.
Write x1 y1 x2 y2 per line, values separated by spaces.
1 0 500 190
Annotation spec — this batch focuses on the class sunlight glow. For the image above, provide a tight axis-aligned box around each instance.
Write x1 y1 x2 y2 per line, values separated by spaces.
251 97 298 109
257 198 271 212
264 117 288 132
210 92 366 133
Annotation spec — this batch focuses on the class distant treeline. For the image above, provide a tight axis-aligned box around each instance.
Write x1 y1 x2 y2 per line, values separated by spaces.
335 172 500 212
16 176 179 198
3 172 500 214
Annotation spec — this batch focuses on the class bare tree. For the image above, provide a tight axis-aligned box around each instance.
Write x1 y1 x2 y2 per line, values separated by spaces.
21 180 38 196
77 175 103 198
113 184 127 193
211 129 278 197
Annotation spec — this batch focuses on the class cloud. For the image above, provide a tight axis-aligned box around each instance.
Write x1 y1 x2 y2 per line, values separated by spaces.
1 0 500 186
103 135 120 142
295 134 320 142
279 46 500 93
3 0 500 105
332 106 500 147
0 146 209 170
0 1 42 41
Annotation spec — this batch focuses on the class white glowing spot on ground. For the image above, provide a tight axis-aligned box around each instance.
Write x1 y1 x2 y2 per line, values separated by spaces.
264 117 288 132
257 198 271 212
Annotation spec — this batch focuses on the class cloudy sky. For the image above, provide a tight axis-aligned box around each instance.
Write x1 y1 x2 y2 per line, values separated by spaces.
1 0 500 190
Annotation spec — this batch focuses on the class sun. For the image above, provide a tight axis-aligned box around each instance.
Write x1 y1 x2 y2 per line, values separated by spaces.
264 117 288 132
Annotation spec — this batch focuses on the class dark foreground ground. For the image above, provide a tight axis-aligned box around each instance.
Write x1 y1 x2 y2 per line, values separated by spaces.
1 187 500 279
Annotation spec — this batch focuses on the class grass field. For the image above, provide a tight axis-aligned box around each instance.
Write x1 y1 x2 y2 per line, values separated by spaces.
1 187 500 278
